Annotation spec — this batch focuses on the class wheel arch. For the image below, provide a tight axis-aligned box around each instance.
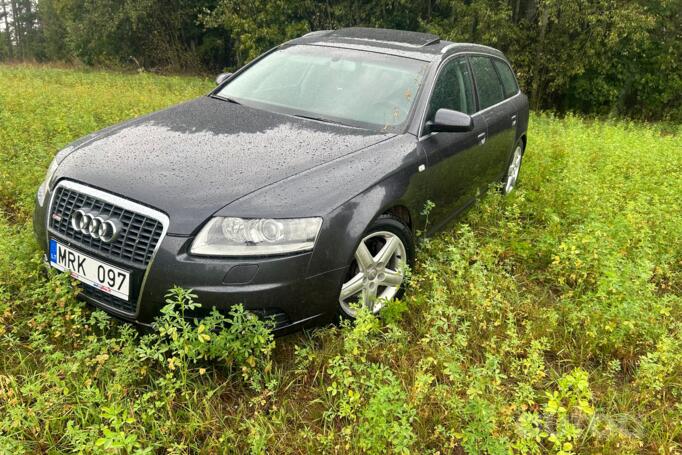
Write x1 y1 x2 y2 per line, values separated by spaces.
382 204 413 231
308 176 421 279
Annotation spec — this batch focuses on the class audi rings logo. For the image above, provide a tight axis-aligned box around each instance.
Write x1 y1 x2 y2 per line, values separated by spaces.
70 208 121 243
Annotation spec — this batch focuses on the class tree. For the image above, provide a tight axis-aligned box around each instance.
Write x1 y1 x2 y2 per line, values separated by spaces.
0 0 679 120
1 0 13 59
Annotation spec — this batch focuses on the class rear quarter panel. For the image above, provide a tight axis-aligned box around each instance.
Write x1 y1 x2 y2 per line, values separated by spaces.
515 93 530 145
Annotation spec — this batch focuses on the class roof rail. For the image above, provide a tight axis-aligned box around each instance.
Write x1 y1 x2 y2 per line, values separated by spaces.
440 43 458 54
303 30 333 38
443 42 501 54
423 37 441 47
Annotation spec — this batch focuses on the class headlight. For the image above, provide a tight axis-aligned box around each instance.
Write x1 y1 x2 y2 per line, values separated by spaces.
190 217 323 256
37 156 60 206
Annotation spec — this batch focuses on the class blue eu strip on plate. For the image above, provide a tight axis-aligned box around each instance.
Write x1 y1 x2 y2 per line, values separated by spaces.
49 239 57 263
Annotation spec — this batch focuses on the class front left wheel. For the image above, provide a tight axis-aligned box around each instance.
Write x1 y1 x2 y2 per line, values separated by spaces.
338 215 414 318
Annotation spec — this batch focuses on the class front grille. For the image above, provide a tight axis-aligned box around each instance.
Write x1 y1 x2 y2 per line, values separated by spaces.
49 186 163 268
80 285 137 314
48 182 168 317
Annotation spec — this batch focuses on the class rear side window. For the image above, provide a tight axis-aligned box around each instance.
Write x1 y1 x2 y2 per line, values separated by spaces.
469 56 505 110
492 59 519 98
426 58 476 123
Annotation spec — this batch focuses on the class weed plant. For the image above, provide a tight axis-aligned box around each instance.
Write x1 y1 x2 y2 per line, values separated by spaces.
1 65 681 453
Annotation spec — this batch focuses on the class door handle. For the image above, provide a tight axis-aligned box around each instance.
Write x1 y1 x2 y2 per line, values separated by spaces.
511 114 517 126
477 132 486 145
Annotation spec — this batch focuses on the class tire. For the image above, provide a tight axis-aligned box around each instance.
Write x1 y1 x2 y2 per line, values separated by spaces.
502 141 524 194
337 214 414 319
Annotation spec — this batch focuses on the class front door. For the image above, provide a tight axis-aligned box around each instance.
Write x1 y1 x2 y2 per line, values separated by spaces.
417 57 485 232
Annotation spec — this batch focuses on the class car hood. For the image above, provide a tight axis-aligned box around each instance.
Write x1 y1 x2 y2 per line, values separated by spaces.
54 97 394 234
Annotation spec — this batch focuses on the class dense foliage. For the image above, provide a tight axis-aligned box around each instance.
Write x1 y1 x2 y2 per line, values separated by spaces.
0 0 680 120
1 65 681 453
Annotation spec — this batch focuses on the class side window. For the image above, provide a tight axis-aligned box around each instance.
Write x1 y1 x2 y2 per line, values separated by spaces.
469 56 505 110
492 59 519 98
425 58 475 124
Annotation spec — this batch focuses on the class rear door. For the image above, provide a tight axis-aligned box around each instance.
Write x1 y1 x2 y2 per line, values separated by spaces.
469 55 518 189
417 57 485 230
492 57 523 144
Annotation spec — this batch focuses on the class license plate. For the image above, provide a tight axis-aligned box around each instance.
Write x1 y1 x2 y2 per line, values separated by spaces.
49 239 130 301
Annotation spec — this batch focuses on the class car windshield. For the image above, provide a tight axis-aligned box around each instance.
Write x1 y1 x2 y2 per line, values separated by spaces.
215 45 429 131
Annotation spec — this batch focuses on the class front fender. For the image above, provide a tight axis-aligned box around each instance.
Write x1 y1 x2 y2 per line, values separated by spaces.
308 161 427 275
219 133 427 275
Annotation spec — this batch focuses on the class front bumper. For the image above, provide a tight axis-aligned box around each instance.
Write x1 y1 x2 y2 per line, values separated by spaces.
135 234 345 330
34 183 345 333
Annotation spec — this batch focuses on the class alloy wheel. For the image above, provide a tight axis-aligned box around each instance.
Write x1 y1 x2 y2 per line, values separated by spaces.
339 230 407 316
504 145 523 194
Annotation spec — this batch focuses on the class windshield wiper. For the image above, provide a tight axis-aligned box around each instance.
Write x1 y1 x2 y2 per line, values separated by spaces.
210 94 241 105
292 114 339 125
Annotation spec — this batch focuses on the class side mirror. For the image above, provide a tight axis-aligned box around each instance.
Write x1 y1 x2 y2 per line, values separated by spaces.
215 72 233 85
426 108 473 133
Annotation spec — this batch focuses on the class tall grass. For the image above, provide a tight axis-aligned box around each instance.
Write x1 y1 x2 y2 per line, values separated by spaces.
0 64 681 453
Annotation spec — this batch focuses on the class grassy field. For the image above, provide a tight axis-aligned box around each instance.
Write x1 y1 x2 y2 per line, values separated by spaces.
1 64 681 454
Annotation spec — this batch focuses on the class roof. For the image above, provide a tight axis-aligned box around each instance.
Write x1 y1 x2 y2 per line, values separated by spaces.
330 28 441 47
288 27 506 62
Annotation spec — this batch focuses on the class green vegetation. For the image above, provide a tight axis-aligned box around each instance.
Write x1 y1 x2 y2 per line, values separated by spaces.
1 64 682 453
1 0 681 121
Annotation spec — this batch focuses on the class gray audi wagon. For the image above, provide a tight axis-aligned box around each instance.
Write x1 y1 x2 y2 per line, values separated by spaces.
33 27 529 332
